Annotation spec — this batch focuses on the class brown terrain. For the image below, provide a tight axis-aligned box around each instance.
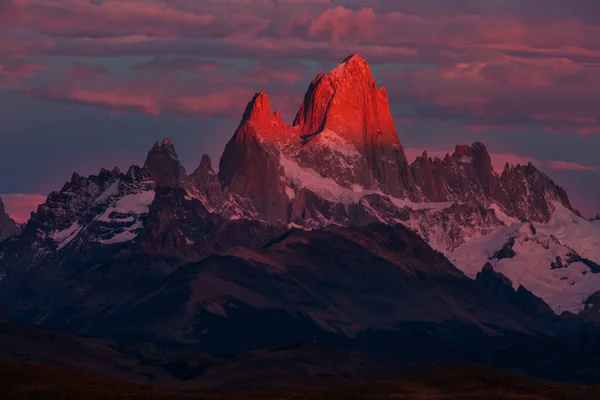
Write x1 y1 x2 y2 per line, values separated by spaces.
1 361 599 400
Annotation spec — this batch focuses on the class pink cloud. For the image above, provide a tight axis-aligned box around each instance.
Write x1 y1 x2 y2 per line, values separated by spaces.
131 57 234 74
308 7 376 42
17 57 310 119
39 83 255 118
1 0 599 137
384 55 600 135
0 58 48 78
1 193 46 224
548 161 599 172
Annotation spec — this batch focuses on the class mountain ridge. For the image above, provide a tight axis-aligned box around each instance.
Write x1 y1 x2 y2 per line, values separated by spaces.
0 54 598 353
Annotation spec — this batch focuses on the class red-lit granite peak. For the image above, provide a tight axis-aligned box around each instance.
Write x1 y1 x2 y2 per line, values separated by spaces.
293 53 412 197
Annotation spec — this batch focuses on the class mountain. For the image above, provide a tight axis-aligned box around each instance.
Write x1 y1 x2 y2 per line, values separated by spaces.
0 53 599 351
218 55 574 229
450 204 600 314
0 204 552 354
89 223 551 355
0 197 21 242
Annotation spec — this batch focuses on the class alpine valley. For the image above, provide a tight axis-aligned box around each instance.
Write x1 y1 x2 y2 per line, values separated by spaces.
2 54 600 361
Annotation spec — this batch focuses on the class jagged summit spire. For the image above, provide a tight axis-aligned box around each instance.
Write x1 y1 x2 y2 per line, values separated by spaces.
330 53 372 80
231 90 290 145
144 138 186 187
293 53 393 138
242 91 272 125
343 53 366 64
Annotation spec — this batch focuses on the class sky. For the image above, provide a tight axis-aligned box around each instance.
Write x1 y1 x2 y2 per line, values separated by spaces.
1 0 600 222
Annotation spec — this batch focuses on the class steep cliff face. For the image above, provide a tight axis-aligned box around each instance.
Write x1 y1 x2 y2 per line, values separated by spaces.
189 154 223 208
0 197 21 242
143 138 188 189
218 92 292 223
293 54 413 198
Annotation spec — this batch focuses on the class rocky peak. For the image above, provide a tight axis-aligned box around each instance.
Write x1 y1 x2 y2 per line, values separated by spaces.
451 142 492 167
496 162 575 222
234 91 289 143
126 165 150 182
144 137 188 188
0 197 22 242
219 92 292 223
199 154 214 173
292 53 412 198
410 142 497 203
190 154 223 207
292 53 395 142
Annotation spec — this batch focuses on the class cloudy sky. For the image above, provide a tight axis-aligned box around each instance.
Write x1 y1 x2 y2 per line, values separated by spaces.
1 0 599 222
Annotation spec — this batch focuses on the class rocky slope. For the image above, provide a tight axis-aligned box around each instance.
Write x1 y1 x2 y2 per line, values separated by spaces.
88 224 551 355
0 160 283 334
0 197 21 242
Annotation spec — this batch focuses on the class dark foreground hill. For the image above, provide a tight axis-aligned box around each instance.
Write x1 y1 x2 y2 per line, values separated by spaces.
1 361 599 400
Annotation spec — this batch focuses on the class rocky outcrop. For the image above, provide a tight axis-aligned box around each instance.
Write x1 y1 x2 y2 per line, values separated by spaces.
189 154 223 207
411 143 496 203
409 143 574 222
0 197 21 242
476 263 555 321
143 138 189 189
495 162 574 222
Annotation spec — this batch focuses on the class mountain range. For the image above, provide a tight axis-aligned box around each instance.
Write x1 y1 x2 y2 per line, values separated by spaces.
1 54 600 355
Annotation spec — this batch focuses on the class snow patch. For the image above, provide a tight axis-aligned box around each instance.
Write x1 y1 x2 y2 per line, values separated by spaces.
94 180 120 204
97 191 155 222
285 187 296 200
532 203 600 267
203 301 228 317
489 203 519 225
279 153 452 211
51 221 84 250
100 221 144 245
316 129 362 158
449 223 526 278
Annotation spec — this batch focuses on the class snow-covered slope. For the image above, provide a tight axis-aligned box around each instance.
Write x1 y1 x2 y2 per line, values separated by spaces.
449 204 600 314
0 166 156 272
